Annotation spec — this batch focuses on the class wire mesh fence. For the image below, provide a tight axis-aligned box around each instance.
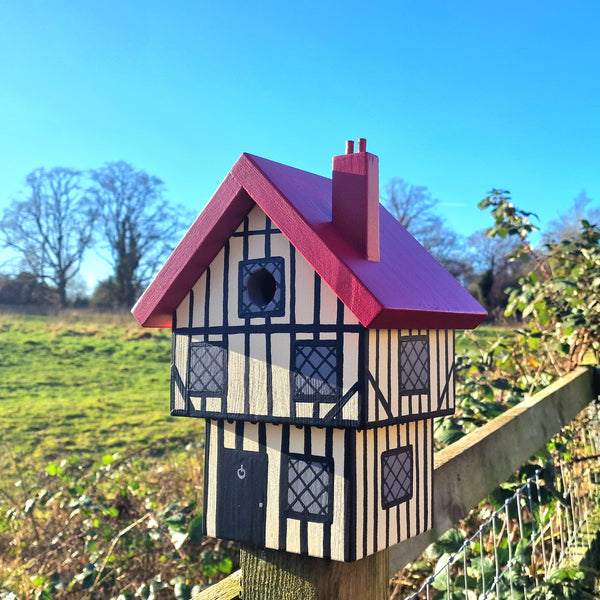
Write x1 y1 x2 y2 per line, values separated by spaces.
400 401 600 600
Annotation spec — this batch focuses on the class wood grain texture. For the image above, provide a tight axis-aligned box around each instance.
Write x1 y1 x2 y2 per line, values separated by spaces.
132 151 486 330
194 568 241 600
240 545 389 600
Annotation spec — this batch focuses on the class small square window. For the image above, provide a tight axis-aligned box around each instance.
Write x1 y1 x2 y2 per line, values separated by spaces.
238 257 285 318
381 446 413 509
293 341 339 402
400 337 429 394
285 454 333 522
188 342 226 395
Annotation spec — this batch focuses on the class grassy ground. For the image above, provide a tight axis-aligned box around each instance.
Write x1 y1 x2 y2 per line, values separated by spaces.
0 311 201 483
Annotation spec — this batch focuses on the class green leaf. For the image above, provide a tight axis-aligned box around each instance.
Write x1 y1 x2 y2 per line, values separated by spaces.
102 454 115 465
491 378 510 390
431 528 466 555
46 463 61 476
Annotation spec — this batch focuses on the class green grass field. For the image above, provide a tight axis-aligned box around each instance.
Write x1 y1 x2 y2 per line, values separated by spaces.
0 312 201 482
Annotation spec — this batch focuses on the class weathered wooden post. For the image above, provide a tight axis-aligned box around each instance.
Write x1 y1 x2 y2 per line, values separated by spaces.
132 139 486 598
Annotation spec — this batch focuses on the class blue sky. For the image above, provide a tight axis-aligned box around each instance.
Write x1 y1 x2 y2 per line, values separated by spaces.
1 1 599 287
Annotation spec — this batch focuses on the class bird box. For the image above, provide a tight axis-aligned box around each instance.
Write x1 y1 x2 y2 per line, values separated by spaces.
132 139 486 561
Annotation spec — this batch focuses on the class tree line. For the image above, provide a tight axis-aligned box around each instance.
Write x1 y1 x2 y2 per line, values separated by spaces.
0 162 190 309
1 162 597 317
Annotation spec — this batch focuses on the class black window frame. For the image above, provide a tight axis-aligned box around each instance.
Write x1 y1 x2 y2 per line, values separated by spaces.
187 341 227 397
292 340 341 403
238 256 285 318
381 445 413 509
285 453 334 523
399 336 430 394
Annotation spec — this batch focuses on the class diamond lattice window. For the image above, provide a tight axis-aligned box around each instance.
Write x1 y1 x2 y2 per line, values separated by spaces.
400 337 429 393
381 446 413 509
238 257 285 318
188 342 226 395
286 455 332 522
293 342 339 402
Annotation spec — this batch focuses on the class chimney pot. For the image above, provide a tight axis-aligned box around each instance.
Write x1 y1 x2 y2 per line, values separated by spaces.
345 140 355 154
358 138 367 152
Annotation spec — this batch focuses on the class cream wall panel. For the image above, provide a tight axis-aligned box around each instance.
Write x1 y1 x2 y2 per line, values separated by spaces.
286 519 301 554
296 403 313 419
265 424 282 548
368 330 377 422
190 272 207 328
223 420 236 450
294 252 315 325
176 292 190 327
271 334 291 418
205 397 221 412
354 430 365 560
408 421 418 540
330 428 346 562
343 332 359 393
247 225 264 260
390 331 400 418
344 304 359 325
376 425 388 553
429 330 439 412
342 397 359 422
308 522 324 558
320 331 336 340
365 428 374 557
247 204 266 231
189 397 202 412
397 424 407 543
206 421 219 536
319 279 339 325
173 334 188 411
288 426 305 454
248 335 268 416
226 334 245 414
227 235 244 328
311 427 326 457
207 248 225 328
242 422 260 452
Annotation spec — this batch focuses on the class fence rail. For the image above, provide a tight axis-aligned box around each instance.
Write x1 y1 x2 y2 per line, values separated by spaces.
196 366 599 600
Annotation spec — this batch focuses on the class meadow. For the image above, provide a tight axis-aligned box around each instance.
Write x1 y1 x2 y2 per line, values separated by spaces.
0 312 201 482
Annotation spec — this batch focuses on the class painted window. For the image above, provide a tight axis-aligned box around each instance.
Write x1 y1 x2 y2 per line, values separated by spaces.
285 454 333 522
400 337 429 393
188 342 226 395
381 446 413 509
238 257 285 318
293 341 340 402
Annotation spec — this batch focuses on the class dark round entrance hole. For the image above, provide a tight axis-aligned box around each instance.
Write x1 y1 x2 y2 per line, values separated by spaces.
247 269 277 307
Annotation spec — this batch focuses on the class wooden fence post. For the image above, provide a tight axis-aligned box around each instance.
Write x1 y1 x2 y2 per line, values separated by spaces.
240 545 389 600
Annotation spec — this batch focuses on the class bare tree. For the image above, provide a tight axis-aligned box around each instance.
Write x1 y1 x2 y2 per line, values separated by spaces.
544 191 600 242
382 177 471 282
0 168 95 307
88 161 189 308
383 177 439 239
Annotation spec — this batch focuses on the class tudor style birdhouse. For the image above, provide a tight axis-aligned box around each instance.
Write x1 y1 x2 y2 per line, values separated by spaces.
132 139 487 562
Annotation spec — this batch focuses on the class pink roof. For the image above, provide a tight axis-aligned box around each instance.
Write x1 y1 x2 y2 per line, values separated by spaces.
132 152 487 330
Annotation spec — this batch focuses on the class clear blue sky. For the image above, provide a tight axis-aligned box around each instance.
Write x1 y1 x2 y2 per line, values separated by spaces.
1 1 599 287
